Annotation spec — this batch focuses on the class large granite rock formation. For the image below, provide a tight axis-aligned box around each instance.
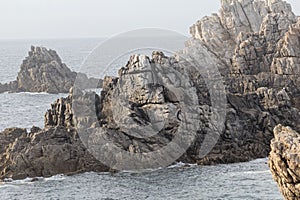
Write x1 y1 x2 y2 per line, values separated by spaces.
1 0 300 180
269 125 300 200
180 0 300 165
0 46 102 94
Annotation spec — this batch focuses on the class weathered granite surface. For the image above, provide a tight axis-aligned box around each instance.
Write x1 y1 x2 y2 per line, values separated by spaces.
0 46 102 94
0 126 108 180
181 0 300 165
269 125 300 200
1 0 300 180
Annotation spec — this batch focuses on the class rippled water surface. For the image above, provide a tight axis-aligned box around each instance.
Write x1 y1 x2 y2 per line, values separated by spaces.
0 159 282 200
0 92 67 131
0 38 104 131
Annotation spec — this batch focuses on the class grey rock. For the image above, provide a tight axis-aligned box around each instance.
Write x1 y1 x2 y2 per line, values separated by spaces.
0 46 102 94
269 125 300 200
0 126 108 180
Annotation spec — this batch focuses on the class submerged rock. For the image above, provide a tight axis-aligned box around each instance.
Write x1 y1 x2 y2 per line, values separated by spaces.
0 46 102 94
269 125 300 200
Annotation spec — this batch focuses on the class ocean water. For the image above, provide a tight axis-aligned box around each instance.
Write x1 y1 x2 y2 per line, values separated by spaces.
0 159 282 200
0 38 282 199
0 38 105 131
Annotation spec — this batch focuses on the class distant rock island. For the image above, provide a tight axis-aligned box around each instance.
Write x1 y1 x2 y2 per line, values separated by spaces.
0 46 102 94
0 1 300 198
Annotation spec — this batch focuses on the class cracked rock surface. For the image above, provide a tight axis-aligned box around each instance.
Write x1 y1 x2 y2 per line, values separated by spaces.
269 125 300 200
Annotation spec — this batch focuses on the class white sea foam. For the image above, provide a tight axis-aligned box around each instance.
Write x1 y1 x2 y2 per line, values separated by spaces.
243 170 270 174
44 174 66 181
167 162 197 169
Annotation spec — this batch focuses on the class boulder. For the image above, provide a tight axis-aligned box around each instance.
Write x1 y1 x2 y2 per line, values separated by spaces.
269 125 300 200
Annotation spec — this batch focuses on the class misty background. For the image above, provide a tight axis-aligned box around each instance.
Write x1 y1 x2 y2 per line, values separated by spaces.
0 0 299 39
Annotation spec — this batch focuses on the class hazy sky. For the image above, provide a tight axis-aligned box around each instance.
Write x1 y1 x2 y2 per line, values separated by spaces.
0 0 299 39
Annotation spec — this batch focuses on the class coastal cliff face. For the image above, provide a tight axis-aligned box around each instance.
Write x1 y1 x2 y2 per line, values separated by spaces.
0 46 102 94
269 125 300 200
182 0 300 164
1 0 300 180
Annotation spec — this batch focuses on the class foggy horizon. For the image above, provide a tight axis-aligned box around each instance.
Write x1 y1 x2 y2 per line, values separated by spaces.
0 0 299 40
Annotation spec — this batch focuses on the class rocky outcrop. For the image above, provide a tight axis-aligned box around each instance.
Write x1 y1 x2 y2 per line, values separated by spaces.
0 81 18 93
1 0 300 179
269 125 300 200
190 0 296 69
0 46 102 94
0 126 108 180
86 0 300 166
178 0 300 165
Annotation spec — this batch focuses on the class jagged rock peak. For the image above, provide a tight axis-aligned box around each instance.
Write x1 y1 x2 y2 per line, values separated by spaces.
25 45 63 65
0 46 102 94
189 0 296 64
16 46 76 93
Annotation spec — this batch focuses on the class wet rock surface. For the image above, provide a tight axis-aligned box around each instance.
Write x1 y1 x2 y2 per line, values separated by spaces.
269 125 300 200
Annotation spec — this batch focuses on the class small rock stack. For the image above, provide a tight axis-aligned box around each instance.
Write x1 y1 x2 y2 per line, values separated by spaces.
0 46 102 94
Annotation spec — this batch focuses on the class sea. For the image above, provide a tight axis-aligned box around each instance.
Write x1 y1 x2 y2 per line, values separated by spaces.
0 38 283 200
